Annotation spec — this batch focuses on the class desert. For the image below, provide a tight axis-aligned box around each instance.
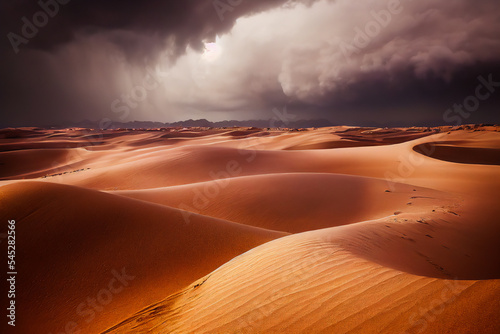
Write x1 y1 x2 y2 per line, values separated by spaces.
0 125 499 333
2 0 500 333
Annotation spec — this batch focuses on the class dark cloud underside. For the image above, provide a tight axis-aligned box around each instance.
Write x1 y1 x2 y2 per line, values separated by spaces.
1 0 499 127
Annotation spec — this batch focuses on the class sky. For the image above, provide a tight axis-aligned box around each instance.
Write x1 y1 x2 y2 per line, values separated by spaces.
1 0 500 127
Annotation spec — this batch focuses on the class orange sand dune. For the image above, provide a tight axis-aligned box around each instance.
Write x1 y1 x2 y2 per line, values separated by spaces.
0 140 107 152
103 228 500 334
284 138 382 150
0 127 46 139
0 181 285 334
0 149 75 179
113 173 456 233
337 202 500 280
0 126 499 333
10 128 494 197
414 142 500 165
112 173 500 279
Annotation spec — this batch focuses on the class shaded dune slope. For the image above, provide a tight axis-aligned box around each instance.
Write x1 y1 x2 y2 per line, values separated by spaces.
0 181 285 334
414 142 500 165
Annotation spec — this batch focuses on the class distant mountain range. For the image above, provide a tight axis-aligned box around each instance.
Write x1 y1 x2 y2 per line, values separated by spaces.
67 118 335 129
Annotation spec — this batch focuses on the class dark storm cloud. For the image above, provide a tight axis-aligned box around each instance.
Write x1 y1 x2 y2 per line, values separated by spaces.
1 0 305 57
1 0 500 127
164 0 500 125
272 0 500 125
0 0 306 127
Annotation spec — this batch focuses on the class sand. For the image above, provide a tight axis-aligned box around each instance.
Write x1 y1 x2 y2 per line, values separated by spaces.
0 125 499 333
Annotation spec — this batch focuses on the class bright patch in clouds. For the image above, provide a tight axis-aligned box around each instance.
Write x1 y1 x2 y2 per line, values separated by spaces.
202 40 222 62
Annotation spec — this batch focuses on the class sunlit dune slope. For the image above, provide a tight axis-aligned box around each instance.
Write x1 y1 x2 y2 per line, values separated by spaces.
103 228 500 334
113 173 455 233
114 174 500 280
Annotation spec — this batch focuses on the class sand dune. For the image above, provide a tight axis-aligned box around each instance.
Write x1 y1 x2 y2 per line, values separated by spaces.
103 228 500 333
414 142 500 165
0 125 499 333
113 173 456 233
7 127 493 198
0 149 75 179
0 181 285 334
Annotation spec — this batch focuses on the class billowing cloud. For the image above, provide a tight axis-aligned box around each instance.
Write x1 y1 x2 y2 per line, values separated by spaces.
1 0 308 56
1 0 499 127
